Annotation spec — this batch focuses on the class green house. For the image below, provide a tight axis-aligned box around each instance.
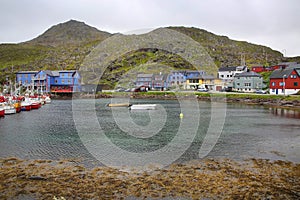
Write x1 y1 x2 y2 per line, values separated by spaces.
233 71 263 92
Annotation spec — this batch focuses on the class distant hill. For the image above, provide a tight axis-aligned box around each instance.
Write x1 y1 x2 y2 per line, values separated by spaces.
0 20 299 88
25 19 111 47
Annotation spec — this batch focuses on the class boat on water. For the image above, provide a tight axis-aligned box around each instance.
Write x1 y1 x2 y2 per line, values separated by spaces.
3 103 17 115
44 96 51 104
0 103 5 117
108 103 131 107
11 99 22 113
20 96 32 111
130 104 157 110
30 100 40 109
30 95 42 109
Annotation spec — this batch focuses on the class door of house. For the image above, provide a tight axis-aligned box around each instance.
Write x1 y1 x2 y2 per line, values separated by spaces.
276 89 278 95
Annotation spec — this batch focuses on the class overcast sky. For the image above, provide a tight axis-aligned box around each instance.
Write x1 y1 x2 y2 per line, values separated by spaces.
0 0 299 57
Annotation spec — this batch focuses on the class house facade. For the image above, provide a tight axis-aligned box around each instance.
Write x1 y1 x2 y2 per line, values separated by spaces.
233 71 263 92
218 66 247 80
15 70 81 93
167 70 186 88
50 70 81 93
218 66 248 89
135 74 153 88
269 65 300 95
16 71 38 87
185 70 207 89
152 74 168 90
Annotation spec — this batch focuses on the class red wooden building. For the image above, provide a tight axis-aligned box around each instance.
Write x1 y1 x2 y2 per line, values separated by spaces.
251 66 265 73
269 64 300 95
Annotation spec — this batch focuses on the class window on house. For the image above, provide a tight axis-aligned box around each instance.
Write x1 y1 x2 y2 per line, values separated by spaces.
221 75 224 78
237 83 240 86
55 80 58 83
62 79 65 83
61 73 64 77
68 80 71 83
279 82 285 86
272 82 275 86
294 82 298 86
244 83 251 87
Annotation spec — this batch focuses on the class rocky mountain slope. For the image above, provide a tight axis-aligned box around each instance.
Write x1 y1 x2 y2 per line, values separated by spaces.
0 20 298 87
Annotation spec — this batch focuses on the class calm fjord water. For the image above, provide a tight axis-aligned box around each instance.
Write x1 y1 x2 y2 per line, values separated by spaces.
0 99 299 167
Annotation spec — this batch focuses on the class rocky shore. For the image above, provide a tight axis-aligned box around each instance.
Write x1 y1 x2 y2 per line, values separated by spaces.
0 157 299 199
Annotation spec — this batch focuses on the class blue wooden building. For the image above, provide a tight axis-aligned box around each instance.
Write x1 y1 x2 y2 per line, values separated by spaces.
16 71 38 87
15 70 81 93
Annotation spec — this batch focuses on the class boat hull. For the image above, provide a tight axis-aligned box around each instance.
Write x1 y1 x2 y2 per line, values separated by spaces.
0 109 4 117
21 103 31 111
130 104 157 110
108 103 131 107
31 103 40 109
4 108 16 115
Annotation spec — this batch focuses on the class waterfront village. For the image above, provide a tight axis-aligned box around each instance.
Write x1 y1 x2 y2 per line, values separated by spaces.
3 61 300 95
1 61 300 117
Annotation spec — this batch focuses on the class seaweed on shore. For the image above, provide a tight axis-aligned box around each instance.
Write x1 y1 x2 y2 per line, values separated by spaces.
0 157 299 199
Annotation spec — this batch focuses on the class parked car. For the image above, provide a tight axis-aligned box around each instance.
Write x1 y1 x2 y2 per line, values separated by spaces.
197 88 208 92
255 90 267 94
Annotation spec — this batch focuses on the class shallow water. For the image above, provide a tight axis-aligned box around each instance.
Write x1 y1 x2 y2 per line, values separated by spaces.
0 99 299 167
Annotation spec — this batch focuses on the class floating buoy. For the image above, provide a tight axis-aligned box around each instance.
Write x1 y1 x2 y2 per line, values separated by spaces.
179 113 184 118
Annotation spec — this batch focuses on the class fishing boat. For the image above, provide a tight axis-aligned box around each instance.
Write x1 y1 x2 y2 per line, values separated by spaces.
130 104 157 110
30 100 40 109
45 96 51 104
11 99 22 113
21 95 32 111
21 101 31 111
30 95 42 109
0 103 5 117
108 103 131 107
4 103 17 115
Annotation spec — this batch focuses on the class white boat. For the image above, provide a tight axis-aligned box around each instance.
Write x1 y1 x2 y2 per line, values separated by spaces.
130 104 157 110
4 103 16 115
45 96 51 104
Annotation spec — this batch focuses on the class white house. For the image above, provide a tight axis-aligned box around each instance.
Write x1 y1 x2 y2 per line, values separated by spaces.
218 66 248 89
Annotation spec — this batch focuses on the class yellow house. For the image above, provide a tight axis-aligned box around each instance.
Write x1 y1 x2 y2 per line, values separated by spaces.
186 75 224 91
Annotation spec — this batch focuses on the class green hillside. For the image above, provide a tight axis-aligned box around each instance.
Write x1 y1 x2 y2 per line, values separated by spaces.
168 27 284 67
0 20 298 88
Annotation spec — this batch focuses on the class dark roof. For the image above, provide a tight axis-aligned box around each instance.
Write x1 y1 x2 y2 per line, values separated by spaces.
270 65 300 79
234 71 262 77
219 66 247 72
218 66 238 72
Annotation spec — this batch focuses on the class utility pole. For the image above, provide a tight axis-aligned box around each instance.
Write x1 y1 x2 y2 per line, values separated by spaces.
240 53 246 66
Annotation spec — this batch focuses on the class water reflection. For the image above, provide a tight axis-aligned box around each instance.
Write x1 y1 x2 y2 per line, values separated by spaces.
270 107 300 119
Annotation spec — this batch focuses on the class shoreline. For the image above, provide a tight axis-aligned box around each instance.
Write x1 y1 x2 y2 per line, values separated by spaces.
1 157 299 199
52 92 300 110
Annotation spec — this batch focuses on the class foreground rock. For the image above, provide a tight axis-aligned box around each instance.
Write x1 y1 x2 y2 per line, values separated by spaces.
0 157 299 199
